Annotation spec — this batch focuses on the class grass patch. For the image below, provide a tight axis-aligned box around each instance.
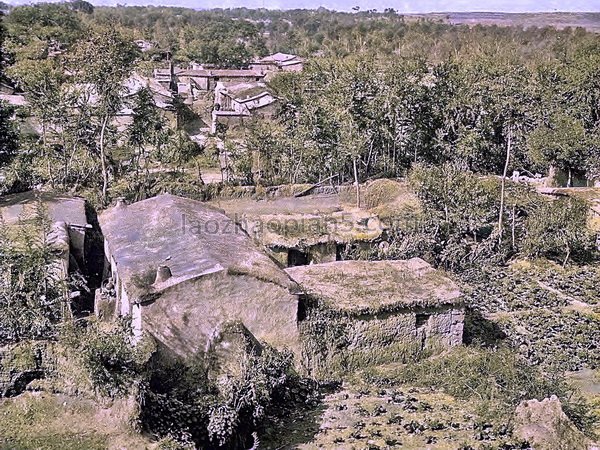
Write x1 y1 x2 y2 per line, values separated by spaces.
0 393 109 450
362 347 598 436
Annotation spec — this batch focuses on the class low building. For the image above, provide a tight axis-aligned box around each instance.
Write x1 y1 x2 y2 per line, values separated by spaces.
117 73 177 130
134 39 157 53
250 52 304 73
211 81 277 133
175 69 265 99
97 194 300 360
0 191 89 279
286 258 464 378
0 94 27 108
210 189 386 266
69 73 177 133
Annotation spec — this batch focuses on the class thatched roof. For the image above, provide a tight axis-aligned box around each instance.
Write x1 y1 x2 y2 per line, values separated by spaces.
177 69 264 78
285 258 463 315
256 52 300 64
99 194 293 302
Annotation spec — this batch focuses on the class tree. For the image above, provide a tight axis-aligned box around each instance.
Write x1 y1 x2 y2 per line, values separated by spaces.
0 16 18 174
0 205 65 343
527 114 591 186
7 58 66 186
68 0 94 14
68 28 139 204
523 197 594 266
4 3 84 48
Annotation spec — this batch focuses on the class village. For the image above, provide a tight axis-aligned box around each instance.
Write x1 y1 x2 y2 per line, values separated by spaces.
1 3 600 450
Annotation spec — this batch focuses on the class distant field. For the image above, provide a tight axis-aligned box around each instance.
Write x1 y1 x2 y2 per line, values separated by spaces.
410 12 600 32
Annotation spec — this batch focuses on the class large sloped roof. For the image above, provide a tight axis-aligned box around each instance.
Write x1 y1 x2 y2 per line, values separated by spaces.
285 258 463 314
99 194 293 301
224 82 272 101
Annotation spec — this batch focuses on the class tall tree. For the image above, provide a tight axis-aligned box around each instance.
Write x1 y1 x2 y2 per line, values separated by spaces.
68 27 138 204
0 14 18 173
527 114 591 186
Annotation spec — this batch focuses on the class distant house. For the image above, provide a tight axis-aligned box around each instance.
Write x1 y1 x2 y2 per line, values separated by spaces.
175 69 265 99
544 166 598 188
250 52 304 73
119 72 177 129
0 191 89 280
211 81 277 133
134 39 157 53
72 73 177 132
153 67 174 89
97 194 300 359
286 258 464 378
210 191 386 266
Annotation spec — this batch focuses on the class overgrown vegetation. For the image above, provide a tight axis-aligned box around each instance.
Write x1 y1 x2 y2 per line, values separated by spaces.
0 205 65 343
1 4 600 448
364 347 598 436
141 344 304 449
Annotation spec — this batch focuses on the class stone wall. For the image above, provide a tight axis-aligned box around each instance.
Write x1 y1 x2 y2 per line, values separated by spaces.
300 303 464 379
140 270 300 361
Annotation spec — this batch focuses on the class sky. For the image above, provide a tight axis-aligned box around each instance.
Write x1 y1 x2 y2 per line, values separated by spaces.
8 0 600 12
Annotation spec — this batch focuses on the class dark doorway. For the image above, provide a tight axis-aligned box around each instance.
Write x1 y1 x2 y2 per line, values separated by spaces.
288 248 309 267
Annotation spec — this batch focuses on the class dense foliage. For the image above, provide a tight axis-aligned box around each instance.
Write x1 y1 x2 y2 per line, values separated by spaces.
1 4 600 194
0 207 65 343
141 345 299 449
0 15 18 173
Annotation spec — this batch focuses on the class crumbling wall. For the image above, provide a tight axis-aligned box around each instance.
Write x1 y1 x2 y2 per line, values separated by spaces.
299 302 464 380
141 271 300 361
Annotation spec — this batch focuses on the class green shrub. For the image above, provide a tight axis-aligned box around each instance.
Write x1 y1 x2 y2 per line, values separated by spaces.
0 205 65 344
141 345 296 449
59 319 153 398
523 196 596 265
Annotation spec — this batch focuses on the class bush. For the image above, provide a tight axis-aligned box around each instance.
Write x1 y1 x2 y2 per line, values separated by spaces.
141 345 296 449
523 196 596 265
0 205 65 344
59 319 153 398
407 163 539 271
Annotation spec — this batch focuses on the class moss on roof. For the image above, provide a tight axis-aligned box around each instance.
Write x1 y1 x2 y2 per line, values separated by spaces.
210 194 385 247
98 194 294 301
286 258 463 315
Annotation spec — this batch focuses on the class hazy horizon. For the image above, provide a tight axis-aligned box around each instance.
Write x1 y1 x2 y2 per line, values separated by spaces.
5 0 600 13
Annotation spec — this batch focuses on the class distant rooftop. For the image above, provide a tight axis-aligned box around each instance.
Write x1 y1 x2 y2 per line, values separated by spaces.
223 82 272 101
209 190 388 247
257 52 300 63
99 194 292 301
286 258 463 314
176 69 265 78
0 94 28 107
